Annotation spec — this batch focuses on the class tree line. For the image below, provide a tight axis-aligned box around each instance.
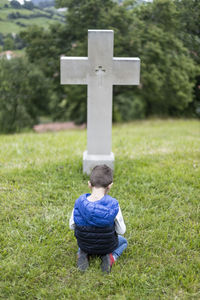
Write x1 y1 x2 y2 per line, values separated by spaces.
0 0 199 133
9 0 35 10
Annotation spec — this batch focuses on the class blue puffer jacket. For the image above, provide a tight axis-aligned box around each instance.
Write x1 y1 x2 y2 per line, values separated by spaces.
74 193 119 255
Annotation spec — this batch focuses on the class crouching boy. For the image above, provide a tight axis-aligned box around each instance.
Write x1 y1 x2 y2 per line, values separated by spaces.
69 164 127 273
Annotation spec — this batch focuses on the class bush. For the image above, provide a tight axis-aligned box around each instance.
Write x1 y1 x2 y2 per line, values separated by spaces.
16 21 27 28
0 57 49 133
23 1 34 10
10 0 21 9
3 35 15 50
113 91 145 122
8 12 21 19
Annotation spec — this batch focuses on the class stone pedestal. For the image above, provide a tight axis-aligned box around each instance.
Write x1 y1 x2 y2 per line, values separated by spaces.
83 151 114 175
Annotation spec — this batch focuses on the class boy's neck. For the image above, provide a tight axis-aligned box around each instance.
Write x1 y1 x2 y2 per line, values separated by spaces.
88 187 107 202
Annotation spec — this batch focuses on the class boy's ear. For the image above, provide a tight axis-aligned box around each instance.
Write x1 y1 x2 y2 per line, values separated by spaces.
107 182 113 190
88 181 92 189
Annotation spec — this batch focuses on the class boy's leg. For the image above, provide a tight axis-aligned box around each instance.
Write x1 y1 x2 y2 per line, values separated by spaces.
77 248 89 271
101 253 115 273
112 235 128 261
101 236 127 273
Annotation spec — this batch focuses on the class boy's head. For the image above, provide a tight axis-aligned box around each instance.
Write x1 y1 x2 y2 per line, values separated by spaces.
89 165 113 189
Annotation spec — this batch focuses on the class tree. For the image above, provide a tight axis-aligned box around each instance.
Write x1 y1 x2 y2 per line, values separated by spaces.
174 0 200 116
125 0 198 116
20 24 71 120
10 0 21 9
20 0 199 125
56 0 199 118
0 57 50 133
3 34 15 50
23 1 34 10
21 0 133 123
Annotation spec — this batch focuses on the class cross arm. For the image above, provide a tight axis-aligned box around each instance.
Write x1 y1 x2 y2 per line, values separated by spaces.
60 57 89 85
112 58 140 85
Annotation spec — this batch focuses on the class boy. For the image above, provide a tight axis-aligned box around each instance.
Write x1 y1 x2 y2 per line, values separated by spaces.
69 164 127 273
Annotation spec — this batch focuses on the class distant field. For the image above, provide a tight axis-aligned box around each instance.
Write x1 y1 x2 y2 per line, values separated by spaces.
14 16 62 28
0 20 21 34
0 0 8 8
0 5 65 35
0 8 35 18
0 120 199 299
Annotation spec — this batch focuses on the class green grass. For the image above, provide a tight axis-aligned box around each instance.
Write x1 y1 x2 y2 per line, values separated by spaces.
0 0 8 8
0 8 35 19
0 6 65 35
0 20 22 34
17 16 62 27
0 119 199 299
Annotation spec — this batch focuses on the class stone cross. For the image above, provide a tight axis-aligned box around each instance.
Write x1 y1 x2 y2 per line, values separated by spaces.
60 30 140 174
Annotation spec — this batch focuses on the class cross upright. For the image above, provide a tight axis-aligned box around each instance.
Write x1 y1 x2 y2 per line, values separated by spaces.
61 30 140 174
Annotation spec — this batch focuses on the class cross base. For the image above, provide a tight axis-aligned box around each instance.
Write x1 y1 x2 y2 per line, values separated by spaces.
83 151 114 175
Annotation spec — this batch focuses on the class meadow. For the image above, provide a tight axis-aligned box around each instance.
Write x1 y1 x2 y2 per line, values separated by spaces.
0 6 65 34
0 119 199 299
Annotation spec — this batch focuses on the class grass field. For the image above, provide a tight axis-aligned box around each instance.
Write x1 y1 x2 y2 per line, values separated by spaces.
0 119 199 299
0 0 8 8
0 6 65 35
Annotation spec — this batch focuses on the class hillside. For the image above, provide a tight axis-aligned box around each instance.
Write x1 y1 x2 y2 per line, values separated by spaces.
0 120 199 299
0 1 65 35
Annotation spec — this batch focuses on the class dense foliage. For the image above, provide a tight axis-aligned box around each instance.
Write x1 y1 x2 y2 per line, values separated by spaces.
0 57 49 133
0 0 200 132
10 0 34 10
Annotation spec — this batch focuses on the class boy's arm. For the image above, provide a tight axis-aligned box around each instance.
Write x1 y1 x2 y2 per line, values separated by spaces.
115 206 126 235
69 209 75 230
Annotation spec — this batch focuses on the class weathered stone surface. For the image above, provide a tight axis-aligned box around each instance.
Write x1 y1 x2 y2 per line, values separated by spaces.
60 30 140 174
83 151 114 175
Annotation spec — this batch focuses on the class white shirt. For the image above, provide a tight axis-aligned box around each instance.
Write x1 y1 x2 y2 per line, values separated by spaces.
69 206 126 235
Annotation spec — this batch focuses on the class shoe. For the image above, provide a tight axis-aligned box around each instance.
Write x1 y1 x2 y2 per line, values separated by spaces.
101 254 115 273
77 249 89 271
